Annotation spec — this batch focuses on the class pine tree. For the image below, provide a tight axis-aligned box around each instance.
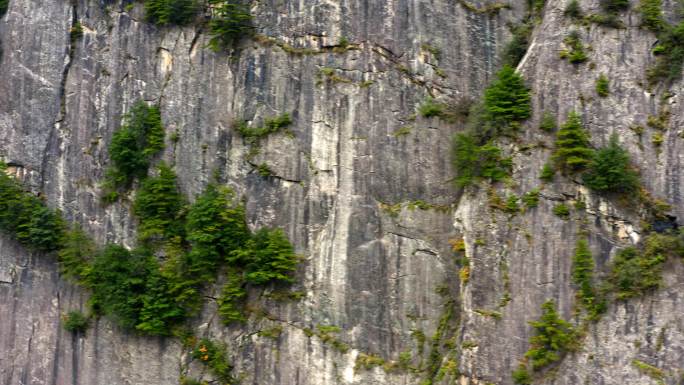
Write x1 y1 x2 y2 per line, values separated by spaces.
133 163 185 243
552 111 594 173
525 300 578 370
483 65 532 128
583 135 639 193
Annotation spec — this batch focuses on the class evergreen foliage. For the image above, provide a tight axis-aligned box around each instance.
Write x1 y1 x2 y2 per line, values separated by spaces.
564 0 583 19
103 101 165 202
524 300 578 370
136 265 187 335
502 23 533 67
62 310 89 333
582 135 639 194
562 31 588 63
231 228 299 285
512 365 532 384
539 163 555 182
452 133 512 187
572 239 605 318
217 270 247 324
608 233 684 299
552 112 594 173
647 21 684 83
553 203 570 218
600 0 630 13
482 65 532 129
58 226 96 284
522 189 540 208
539 112 557 132
184 185 250 282
132 164 186 244
192 339 236 384
0 162 66 252
419 97 447 118
207 0 254 51
639 0 665 32
234 113 292 144
86 245 152 330
595 74 609 97
0 0 8 18
144 0 199 26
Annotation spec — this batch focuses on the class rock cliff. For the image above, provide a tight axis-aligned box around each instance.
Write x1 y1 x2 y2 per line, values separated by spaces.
0 0 683 384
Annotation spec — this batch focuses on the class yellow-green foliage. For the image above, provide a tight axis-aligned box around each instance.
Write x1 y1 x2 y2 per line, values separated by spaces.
524 300 579 370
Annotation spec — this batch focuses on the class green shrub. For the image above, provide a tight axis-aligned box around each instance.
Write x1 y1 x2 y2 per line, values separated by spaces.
63 310 89 333
419 97 446 118
539 163 555 182
452 133 512 187
539 112 557 132
136 264 187 335
70 22 83 42
217 270 247 324
553 203 570 218
132 164 186 244
184 185 250 282
582 135 639 194
230 228 299 285
524 300 579 370
483 65 531 128
207 0 254 51
572 239 605 318
608 233 683 299
103 101 165 201
58 226 96 284
639 0 665 32
192 339 236 384
552 111 594 173
86 245 152 330
0 0 8 18
144 0 199 25
505 195 520 214
234 113 292 144
564 0 583 19
0 163 66 252
595 74 609 97
512 365 532 384
561 31 588 63
522 189 540 208
502 22 533 67
600 0 629 13
646 21 684 84
609 247 662 299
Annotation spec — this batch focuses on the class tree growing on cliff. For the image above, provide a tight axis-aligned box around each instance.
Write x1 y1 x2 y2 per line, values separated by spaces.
552 111 594 173
582 135 639 194
144 0 199 25
483 65 531 134
207 0 254 51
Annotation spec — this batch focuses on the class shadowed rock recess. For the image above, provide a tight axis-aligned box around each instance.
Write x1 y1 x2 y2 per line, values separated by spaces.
1 0 684 384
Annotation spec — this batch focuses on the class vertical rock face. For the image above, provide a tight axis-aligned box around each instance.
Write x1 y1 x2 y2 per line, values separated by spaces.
0 0 682 385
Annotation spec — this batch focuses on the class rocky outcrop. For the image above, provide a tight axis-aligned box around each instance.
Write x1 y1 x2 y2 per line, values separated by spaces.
0 0 682 384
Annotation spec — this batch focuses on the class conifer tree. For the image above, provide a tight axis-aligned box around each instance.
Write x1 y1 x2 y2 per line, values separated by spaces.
552 111 594 173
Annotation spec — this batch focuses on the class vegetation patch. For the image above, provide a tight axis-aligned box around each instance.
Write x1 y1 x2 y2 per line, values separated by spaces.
559 31 588 64
62 310 89 333
551 111 594 173
595 74 609 97
144 0 199 26
207 0 254 51
572 239 605 319
234 113 293 145
191 338 237 384
452 133 512 187
513 300 579 382
608 232 683 299
102 101 165 203
0 162 66 252
582 135 639 194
